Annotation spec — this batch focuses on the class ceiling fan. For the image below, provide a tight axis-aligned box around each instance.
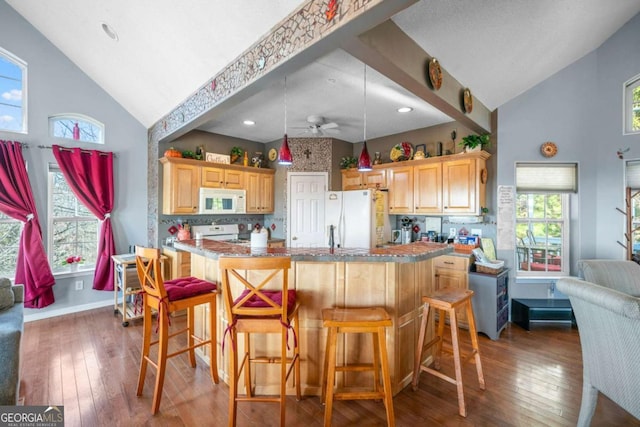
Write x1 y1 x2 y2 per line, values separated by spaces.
294 115 339 136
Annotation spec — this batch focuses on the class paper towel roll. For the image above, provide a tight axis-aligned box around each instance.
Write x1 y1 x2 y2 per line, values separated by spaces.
251 232 268 248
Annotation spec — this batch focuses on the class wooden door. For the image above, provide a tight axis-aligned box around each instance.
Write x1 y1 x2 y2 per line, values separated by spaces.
414 162 442 214
387 166 413 214
442 158 476 214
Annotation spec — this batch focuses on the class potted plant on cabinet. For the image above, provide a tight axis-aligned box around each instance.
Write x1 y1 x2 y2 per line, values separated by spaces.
230 146 244 163
459 133 490 152
340 156 358 169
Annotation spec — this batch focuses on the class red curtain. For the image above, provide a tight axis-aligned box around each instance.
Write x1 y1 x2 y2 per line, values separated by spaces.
0 140 56 308
52 145 115 291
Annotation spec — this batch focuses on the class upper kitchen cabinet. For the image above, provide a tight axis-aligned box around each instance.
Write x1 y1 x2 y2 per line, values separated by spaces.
387 165 414 213
341 167 387 190
245 169 275 213
160 157 199 214
385 151 490 216
201 165 244 189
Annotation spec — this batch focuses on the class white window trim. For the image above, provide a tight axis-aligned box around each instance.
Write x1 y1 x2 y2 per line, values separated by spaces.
48 113 105 144
623 73 640 135
0 46 27 134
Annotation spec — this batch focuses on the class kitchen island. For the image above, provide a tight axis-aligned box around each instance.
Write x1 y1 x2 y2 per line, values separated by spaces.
173 239 452 397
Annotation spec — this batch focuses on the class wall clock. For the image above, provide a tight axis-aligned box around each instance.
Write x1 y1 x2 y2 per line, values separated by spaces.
541 142 558 158
268 148 278 161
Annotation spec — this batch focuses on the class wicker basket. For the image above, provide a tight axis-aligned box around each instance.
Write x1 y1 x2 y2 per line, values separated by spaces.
453 243 479 254
475 260 505 274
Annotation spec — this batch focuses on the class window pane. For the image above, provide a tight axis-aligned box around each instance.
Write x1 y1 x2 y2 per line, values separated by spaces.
49 171 98 272
0 213 21 279
633 192 640 255
633 85 640 132
49 115 104 144
0 52 25 133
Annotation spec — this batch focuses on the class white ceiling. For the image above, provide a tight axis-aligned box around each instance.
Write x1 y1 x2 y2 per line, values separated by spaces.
7 0 640 143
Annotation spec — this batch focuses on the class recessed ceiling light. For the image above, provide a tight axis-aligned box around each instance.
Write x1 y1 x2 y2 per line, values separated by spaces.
397 107 413 113
243 120 255 126
101 22 118 41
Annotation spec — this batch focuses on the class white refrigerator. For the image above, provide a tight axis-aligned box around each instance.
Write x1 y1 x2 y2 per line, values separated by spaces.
325 189 391 248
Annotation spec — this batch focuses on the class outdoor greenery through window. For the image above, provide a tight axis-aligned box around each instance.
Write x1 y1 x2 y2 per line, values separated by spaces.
515 193 570 276
48 167 98 273
0 212 21 279
0 47 26 133
49 114 104 144
625 74 640 134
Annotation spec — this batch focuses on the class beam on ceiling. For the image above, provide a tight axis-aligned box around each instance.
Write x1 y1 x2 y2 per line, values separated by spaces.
153 0 419 144
342 19 492 134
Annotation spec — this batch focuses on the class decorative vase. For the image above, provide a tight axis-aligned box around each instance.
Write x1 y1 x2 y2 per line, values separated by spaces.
70 263 78 272
177 229 191 241
231 154 240 164
466 145 482 153
373 152 382 165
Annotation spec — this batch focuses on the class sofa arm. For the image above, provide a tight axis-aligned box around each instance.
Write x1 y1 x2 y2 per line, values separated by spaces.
557 278 640 320
11 285 24 303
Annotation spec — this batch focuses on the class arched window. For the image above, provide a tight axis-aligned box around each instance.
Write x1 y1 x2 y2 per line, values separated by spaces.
48 113 104 144
0 47 27 134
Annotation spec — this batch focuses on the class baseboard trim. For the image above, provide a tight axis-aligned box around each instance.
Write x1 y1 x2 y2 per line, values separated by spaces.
24 299 114 323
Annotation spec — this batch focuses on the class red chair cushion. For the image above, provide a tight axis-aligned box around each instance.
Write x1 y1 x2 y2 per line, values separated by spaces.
235 289 296 314
164 277 217 301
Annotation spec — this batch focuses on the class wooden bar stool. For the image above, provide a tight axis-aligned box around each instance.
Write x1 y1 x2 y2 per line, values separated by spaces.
412 288 485 417
322 307 395 427
219 256 301 427
134 246 219 414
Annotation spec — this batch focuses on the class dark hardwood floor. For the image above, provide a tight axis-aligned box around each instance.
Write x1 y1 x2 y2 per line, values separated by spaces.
20 307 639 426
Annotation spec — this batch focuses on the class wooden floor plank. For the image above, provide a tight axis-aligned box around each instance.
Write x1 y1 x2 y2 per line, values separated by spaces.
19 307 640 426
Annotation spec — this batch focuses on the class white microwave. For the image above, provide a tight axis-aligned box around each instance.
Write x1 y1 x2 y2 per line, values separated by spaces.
199 188 246 215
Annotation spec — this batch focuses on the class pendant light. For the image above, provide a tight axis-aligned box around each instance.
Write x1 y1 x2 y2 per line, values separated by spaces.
358 65 372 171
278 76 293 165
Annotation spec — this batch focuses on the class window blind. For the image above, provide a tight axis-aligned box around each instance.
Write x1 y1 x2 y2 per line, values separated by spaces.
516 163 578 192
626 160 640 189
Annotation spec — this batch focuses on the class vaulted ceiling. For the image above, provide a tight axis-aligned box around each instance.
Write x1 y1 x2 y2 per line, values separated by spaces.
7 0 640 143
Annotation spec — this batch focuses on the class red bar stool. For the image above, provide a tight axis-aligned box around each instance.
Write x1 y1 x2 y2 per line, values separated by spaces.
322 307 395 427
134 246 219 414
412 288 485 417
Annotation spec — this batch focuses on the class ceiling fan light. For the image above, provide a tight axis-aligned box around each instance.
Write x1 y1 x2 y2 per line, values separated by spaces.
278 133 292 165
397 107 413 113
358 140 372 171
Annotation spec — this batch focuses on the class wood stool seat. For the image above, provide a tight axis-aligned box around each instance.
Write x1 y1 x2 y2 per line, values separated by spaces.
412 288 485 417
134 246 219 414
322 307 395 427
220 256 301 427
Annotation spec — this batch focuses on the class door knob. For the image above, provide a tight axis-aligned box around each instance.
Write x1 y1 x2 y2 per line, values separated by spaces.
292 236 298 240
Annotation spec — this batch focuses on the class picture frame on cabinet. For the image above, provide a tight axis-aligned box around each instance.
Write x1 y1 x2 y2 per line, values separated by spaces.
205 152 230 164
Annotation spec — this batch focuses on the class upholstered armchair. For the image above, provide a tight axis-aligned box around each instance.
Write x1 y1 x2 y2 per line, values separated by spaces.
0 281 24 405
556 277 640 426
578 259 640 296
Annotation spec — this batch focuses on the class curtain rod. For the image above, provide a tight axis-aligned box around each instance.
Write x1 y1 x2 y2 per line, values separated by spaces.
37 145 115 157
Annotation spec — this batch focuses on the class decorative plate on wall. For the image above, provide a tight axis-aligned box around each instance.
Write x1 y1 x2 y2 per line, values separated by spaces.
268 148 278 161
541 141 558 158
463 88 473 114
428 58 442 90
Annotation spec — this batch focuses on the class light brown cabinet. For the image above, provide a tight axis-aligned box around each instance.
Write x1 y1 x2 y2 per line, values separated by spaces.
341 168 387 190
162 247 192 279
387 165 414 213
245 169 275 213
385 151 489 216
201 166 244 189
161 158 199 214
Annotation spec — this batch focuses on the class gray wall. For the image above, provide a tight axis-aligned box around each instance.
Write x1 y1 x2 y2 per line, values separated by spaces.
0 2 148 320
497 12 640 299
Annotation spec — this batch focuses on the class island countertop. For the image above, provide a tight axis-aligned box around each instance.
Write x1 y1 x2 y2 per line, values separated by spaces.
173 239 452 263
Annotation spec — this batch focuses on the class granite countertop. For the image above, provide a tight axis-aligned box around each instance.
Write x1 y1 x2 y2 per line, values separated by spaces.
173 239 453 263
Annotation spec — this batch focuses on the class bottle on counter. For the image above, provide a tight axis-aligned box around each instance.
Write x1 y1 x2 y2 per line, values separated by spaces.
243 151 249 167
